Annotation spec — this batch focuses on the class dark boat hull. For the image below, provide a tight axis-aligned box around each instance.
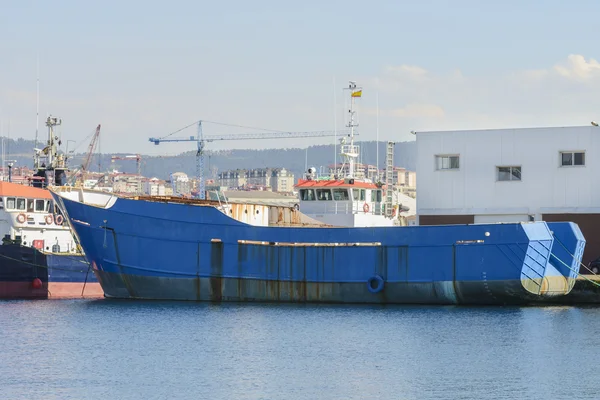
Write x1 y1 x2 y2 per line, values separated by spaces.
0 244 48 299
0 244 103 299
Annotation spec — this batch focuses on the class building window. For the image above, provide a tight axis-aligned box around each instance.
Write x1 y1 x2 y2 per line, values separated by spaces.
435 155 460 170
497 166 521 181
561 151 585 166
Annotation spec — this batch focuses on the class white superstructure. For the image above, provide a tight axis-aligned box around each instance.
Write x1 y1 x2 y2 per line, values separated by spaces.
294 81 413 228
0 181 78 253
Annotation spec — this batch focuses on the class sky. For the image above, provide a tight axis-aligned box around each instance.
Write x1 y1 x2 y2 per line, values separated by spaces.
2 0 600 156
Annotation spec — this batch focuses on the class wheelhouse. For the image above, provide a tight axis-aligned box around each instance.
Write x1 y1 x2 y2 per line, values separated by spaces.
296 180 385 215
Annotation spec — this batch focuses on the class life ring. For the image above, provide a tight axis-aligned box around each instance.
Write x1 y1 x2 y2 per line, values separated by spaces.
45 215 53 225
392 207 397 217
367 275 385 294
55 215 64 225
16 213 26 224
363 203 370 213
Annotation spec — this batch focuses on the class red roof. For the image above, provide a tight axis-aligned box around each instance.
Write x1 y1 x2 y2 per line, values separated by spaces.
294 179 383 189
0 181 52 200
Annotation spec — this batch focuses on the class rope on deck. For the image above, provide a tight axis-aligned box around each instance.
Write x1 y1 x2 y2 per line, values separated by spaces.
0 252 90 273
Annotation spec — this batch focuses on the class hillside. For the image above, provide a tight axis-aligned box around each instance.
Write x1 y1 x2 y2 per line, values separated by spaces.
0 137 416 181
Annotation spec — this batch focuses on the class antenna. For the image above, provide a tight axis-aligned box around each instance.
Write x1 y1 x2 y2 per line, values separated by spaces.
333 75 337 176
97 129 102 172
376 90 379 181
0 117 3 181
35 55 39 149
7 118 10 168
340 80 361 178
305 146 308 172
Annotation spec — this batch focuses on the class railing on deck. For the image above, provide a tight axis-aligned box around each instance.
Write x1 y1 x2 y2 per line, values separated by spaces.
301 201 385 216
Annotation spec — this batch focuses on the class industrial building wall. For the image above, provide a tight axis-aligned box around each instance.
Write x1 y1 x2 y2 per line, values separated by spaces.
416 125 600 219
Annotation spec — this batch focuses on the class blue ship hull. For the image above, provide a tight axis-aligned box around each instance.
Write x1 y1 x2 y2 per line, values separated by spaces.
51 193 586 305
46 253 95 283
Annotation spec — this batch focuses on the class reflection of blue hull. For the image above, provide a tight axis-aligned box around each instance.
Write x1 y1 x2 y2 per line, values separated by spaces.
52 193 586 305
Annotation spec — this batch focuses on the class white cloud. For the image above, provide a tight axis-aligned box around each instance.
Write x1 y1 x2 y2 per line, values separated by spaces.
359 54 600 142
383 65 429 81
553 54 600 81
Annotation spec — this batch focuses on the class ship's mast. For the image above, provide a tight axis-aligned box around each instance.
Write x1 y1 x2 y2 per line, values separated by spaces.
340 81 361 179
33 115 67 187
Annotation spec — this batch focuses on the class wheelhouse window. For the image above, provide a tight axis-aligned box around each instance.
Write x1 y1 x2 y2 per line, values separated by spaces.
316 189 332 201
6 197 15 210
436 155 460 170
352 189 365 201
371 190 382 202
497 166 521 181
27 199 34 213
16 198 26 211
299 189 315 201
332 189 349 201
561 151 585 166
35 199 46 212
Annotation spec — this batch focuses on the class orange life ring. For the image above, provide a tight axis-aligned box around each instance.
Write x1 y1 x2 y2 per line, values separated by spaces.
55 215 64 225
45 215 53 225
363 203 370 213
16 213 26 224
392 207 397 217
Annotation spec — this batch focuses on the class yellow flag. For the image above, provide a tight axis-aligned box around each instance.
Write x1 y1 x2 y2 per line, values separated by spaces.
351 90 362 98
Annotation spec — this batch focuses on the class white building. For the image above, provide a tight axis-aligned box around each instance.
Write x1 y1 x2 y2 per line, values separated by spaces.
112 174 143 194
170 172 191 195
217 168 295 193
145 177 167 196
416 125 600 264
269 168 294 193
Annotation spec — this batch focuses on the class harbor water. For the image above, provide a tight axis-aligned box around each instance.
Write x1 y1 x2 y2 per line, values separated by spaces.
1 299 598 400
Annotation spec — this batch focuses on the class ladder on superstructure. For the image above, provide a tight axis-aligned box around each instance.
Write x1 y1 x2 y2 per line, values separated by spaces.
385 141 395 218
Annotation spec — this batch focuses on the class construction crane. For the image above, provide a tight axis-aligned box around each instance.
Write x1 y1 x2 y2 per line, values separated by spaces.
67 124 101 187
82 124 101 173
149 120 349 200
111 154 142 176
